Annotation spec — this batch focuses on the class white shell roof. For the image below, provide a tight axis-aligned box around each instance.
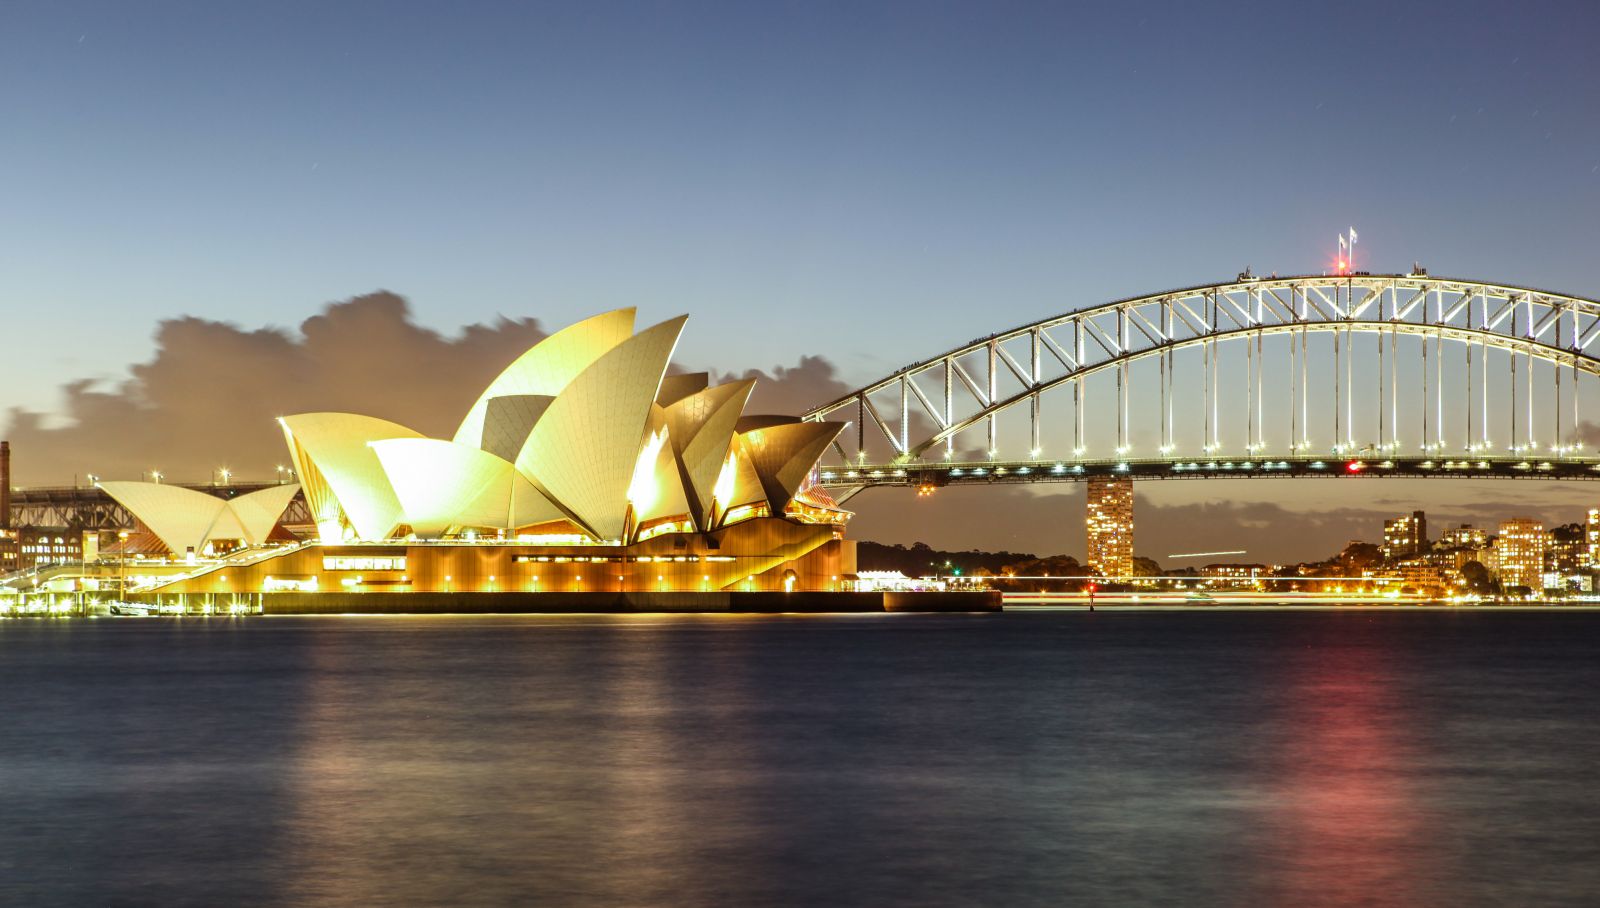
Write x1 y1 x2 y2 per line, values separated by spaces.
514 315 687 540
98 481 301 553
371 438 561 537
453 308 635 450
279 413 422 541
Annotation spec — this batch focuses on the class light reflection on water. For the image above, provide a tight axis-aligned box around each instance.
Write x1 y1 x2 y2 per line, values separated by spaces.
2 611 1598 907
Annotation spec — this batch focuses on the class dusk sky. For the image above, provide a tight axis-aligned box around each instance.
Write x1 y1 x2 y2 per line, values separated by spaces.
5 0 1600 561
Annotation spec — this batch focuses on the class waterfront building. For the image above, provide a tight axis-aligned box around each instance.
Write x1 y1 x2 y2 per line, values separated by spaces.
0 441 14 574
1587 508 1600 567
0 527 17 575
1394 558 1450 594
1547 524 1588 574
1085 477 1133 578
1494 518 1547 591
1200 563 1267 588
1440 524 1487 550
89 309 856 596
17 527 88 568
1426 545 1479 576
853 570 946 592
1382 511 1428 559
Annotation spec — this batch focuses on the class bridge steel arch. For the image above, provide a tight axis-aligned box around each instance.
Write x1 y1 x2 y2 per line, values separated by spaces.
804 274 1600 469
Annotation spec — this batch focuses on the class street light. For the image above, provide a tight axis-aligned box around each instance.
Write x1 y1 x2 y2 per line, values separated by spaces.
118 531 129 596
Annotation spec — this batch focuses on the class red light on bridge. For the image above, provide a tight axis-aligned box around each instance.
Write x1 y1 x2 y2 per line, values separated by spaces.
1346 461 1364 473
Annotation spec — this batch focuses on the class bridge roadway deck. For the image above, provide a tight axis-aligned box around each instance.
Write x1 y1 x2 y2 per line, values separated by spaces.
816 454 1600 490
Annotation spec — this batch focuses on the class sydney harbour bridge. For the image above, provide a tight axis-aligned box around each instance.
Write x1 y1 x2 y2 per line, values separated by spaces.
802 271 1600 501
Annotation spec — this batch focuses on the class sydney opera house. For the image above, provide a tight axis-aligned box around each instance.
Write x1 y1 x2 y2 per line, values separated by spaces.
95 309 864 605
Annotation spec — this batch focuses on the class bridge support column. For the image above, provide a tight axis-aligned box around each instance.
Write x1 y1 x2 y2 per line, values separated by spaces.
1085 477 1133 581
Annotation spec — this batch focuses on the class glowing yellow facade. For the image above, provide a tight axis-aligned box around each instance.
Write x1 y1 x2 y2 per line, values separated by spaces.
265 310 849 547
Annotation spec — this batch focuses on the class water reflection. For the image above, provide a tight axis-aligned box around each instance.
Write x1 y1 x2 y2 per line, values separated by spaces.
2 612 1599 907
1251 627 1429 906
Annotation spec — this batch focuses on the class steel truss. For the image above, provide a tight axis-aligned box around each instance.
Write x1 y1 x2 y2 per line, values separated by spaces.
805 273 1600 469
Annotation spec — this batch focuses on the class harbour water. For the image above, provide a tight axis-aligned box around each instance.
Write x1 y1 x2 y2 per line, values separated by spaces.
3 610 1598 907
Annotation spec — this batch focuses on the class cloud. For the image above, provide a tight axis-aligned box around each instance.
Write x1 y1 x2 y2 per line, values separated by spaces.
1579 421 1600 448
3 292 554 484
2 292 861 487
715 355 854 417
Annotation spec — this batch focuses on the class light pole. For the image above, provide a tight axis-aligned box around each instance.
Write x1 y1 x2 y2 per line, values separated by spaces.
118 530 129 597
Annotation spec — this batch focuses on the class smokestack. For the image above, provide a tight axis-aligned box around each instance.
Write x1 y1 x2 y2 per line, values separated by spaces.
1 441 10 529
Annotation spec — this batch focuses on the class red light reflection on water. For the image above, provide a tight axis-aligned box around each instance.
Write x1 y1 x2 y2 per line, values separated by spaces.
1250 635 1434 907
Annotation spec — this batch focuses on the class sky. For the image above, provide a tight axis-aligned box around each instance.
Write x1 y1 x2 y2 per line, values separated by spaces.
3 0 1599 562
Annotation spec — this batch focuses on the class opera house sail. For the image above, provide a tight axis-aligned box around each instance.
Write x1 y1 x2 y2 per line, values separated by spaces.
96 309 857 598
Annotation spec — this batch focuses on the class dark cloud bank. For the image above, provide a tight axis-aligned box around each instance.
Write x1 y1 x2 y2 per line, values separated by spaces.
4 292 852 486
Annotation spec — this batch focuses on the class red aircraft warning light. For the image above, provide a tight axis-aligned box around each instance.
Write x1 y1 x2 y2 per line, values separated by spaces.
1333 228 1359 275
